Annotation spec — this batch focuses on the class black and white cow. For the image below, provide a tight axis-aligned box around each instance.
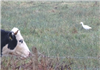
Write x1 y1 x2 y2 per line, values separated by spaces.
1 27 31 58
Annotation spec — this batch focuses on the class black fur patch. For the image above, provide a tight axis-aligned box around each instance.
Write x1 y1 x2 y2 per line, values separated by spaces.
1 29 17 55
8 35 17 50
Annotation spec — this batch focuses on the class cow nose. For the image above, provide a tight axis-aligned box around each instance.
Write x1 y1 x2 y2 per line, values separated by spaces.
28 52 32 57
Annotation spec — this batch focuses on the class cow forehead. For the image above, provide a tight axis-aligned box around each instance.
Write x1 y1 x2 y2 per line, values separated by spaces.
11 27 23 39
11 27 19 33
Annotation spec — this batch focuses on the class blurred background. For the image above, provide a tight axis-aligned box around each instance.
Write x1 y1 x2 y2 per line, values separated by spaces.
1 1 100 69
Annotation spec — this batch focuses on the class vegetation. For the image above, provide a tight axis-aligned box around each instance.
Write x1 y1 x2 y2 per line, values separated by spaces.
1 1 100 70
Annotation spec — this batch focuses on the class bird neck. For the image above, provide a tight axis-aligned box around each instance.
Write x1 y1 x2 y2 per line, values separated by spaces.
81 23 84 26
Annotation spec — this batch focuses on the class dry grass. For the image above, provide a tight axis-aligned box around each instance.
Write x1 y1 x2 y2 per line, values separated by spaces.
1 46 73 70
1 47 100 70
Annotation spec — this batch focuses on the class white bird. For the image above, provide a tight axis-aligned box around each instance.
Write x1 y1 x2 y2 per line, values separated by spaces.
80 22 92 30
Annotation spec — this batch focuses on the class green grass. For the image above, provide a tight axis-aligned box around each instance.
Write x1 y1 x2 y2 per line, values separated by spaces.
1 1 100 69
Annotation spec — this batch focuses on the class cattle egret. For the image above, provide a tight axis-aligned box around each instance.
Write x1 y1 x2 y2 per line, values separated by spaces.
80 22 92 30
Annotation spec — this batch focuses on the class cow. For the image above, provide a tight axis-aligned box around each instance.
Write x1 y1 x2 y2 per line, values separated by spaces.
1 27 31 58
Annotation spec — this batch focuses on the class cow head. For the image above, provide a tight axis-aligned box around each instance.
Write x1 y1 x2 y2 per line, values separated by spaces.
2 27 31 58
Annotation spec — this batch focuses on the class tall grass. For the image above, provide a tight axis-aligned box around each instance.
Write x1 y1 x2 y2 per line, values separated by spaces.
1 1 100 69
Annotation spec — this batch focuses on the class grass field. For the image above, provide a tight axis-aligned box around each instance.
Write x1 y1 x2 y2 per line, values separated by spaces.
1 1 100 70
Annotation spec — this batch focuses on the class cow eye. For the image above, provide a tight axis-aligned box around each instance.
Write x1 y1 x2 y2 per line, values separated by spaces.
19 40 23 43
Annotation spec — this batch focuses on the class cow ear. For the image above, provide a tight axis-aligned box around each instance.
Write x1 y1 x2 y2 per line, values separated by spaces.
14 30 19 35
9 32 14 41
